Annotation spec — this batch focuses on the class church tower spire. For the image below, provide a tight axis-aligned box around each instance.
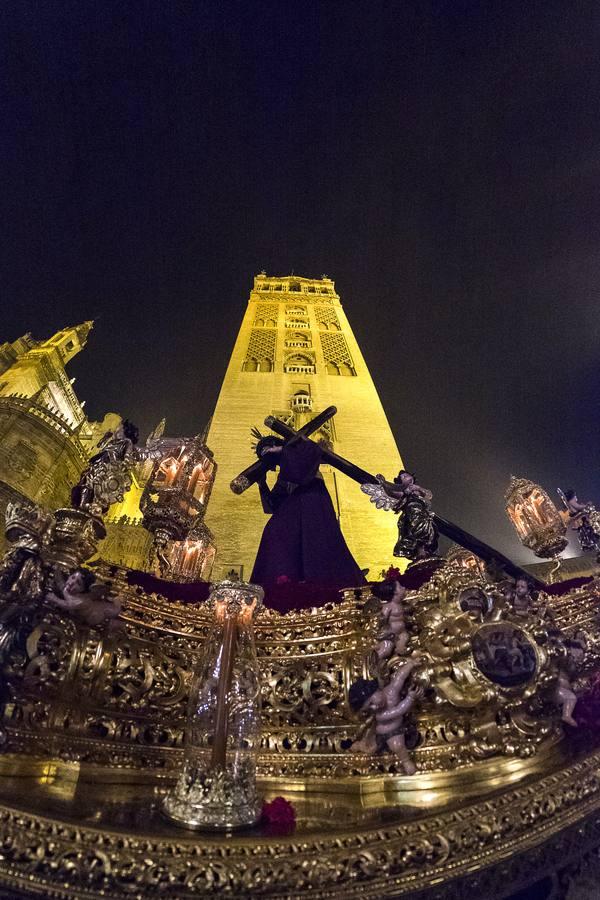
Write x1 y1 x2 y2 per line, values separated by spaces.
43 321 94 365
0 322 94 426
206 274 403 580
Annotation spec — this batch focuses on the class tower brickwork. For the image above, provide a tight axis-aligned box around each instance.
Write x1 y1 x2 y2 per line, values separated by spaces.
206 274 403 581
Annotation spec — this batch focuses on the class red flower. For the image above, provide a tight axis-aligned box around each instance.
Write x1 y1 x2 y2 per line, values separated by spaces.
261 797 296 834
384 566 402 582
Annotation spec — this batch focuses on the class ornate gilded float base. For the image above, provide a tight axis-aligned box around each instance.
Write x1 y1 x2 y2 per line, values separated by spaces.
3 568 598 782
0 741 599 898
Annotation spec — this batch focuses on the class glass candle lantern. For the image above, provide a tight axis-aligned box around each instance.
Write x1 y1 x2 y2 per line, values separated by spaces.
163 580 264 830
140 436 216 577
505 475 568 559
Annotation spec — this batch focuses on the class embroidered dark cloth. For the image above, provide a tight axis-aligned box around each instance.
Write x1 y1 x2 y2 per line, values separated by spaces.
124 561 589 614
250 437 366 590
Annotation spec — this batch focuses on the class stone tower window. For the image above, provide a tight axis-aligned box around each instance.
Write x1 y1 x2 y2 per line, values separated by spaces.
320 332 356 376
254 303 278 328
292 390 312 410
284 353 315 374
315 306 341 331
243 329 276 372
286 332 311 347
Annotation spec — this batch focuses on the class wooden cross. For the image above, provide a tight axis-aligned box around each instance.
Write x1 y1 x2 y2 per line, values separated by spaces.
229 406 337 495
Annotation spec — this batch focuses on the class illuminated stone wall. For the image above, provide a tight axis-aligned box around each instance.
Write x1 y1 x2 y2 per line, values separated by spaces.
0 324 215 579
99 516 154 571
0 325 98 551
0 323 128 556
0 396 88 512
206 273 403 581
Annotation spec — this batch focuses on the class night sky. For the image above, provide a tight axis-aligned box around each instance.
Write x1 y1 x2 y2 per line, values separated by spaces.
1 1 599 562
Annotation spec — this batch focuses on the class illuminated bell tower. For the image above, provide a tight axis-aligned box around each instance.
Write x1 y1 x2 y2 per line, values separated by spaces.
206 274 404 581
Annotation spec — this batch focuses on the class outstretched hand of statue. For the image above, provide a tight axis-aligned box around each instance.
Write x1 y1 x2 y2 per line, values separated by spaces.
559 488 600 557
408 684 424 700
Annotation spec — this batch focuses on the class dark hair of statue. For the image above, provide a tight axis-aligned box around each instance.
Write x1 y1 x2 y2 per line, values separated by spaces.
565 638 584 649
254 436 284 460
372 581 397 602
122 419 139 444
393 469 416 485
348 677 379 711
515 576 532 589
564 489 576 501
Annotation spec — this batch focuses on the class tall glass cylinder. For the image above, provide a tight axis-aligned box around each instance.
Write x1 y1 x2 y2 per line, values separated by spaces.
163 580 264 830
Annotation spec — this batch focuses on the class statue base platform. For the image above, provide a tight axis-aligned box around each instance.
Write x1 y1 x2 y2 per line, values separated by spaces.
0 738 599 898
1 561 599 896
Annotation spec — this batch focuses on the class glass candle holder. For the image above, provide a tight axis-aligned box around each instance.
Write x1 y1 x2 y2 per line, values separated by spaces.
163 580 264 830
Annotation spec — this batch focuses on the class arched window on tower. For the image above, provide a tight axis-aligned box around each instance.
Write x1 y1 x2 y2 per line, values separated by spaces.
243 358 258 372
286 332 311 347
292 390 312 411
284 354 315 374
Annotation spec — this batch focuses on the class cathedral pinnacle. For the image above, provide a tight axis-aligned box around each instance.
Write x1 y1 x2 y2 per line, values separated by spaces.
73 320 94 346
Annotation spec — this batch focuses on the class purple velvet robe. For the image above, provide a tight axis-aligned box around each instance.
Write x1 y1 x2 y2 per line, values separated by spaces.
250 438 366 588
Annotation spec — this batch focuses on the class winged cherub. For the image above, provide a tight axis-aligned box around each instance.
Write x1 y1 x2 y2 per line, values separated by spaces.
349 656 423 774
46 568 122 630
361 470 438 560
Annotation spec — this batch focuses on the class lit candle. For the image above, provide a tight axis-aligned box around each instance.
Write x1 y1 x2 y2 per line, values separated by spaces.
174 454 188 486
161 462 174 486
188 464 201 495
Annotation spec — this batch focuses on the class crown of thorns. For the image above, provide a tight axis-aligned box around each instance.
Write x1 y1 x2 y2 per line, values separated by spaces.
250 427 284 458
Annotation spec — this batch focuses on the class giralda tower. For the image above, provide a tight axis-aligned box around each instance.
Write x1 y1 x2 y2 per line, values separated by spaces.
206 274 404 581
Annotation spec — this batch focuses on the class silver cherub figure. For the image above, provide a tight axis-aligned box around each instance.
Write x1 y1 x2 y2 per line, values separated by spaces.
361 470 438 560
349 656 423 774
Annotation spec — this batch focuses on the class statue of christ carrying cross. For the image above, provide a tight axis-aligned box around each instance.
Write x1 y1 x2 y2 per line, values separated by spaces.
239 408 365 588
231 406 543 592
